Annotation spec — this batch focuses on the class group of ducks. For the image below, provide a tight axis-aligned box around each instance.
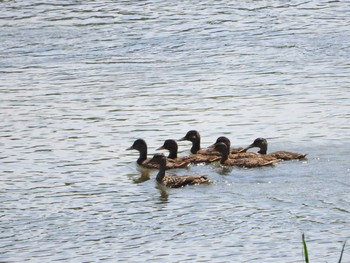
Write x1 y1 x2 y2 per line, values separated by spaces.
127 130 307 188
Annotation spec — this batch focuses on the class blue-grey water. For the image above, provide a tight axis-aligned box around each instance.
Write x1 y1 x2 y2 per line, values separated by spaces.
1 1 349 262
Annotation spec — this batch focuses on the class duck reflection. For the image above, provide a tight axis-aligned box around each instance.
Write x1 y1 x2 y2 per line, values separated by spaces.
130 169 151 184
156 183 169 203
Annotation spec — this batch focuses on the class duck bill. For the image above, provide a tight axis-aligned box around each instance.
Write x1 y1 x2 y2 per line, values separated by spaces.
156 146 165 151
178 136 187 141
126 146 134 150
238 144 254 153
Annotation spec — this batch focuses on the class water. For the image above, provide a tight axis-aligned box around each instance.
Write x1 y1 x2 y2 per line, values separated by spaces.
1 1 349 262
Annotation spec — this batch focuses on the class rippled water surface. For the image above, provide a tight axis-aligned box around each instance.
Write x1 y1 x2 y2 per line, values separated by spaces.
1 1 350 262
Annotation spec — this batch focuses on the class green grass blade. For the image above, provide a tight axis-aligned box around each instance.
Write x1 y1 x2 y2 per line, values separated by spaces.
302 234 309 263
338 240 347 263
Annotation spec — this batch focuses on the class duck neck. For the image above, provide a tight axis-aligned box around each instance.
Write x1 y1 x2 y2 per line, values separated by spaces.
220 151 228 164
190 139 200 154
168 146 178 159
156 159 167 182
258 145 267 154
137 146 148 165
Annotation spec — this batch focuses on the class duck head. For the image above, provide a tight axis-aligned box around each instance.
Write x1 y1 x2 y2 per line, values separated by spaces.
126 139 147 152
242 137 268 154
178 130 200 143
148 153 167 166
157 139 178 159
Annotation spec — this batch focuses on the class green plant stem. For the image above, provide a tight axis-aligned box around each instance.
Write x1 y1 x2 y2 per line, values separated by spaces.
302 234 309 263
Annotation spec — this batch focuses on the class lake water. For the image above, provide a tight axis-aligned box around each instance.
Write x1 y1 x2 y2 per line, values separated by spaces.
1 1 349 262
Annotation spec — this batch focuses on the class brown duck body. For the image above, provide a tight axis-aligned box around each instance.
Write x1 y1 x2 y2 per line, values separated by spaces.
229 152 278 162
241 138 307 161
269 151 307 160
148 153 211 188
127 139 188 169
214 143 279 168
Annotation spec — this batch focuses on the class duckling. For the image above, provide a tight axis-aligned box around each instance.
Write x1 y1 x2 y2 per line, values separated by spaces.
213 142 279 168
158 139 220 164
178 130 218 155
126 139 188 169
240 138 307 160
147 153 211 188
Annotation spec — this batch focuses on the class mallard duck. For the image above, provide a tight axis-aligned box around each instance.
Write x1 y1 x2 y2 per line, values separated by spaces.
213 142 279 168
126 139 188 169
158 139 220 164
147 153 211 188
240 138 307 160
178 130 218 155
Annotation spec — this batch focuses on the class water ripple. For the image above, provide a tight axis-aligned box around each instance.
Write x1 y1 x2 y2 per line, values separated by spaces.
1 1 350 262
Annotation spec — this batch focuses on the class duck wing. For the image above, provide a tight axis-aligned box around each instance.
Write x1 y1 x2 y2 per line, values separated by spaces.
196 148 220 156
226 157 279 168
163 175 211 188
270 151 307 160
229 147 245 154
190 154 221 164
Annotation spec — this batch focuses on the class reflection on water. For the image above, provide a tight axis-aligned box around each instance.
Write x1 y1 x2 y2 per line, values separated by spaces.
156 184 170 203
1 0 350 262
129 169 151 184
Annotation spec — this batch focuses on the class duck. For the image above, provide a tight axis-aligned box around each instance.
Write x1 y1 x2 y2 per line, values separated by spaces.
240 138 307 160
157 139 220 164
126 139 188 169
147 153 211 188
178 130 218 155
213 142 279 168
211 137 278 161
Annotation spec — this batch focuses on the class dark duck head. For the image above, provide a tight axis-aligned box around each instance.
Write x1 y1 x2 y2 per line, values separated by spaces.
213 136 231 149
157 139 179 159
210 142 229 164
178 130 201 154
126 139 148 165
212 142 230 164
241 138 268 154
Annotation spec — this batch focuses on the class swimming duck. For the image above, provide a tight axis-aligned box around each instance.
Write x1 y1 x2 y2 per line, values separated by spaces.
213 142 279 168
147 153 211 188
209 137 276 161
157 139 220 164
178 130 218 155
240 138 307 160
157 139 194 165
126 139 188 169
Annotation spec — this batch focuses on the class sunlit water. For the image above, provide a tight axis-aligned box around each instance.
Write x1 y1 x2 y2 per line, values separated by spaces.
1 1 349 262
